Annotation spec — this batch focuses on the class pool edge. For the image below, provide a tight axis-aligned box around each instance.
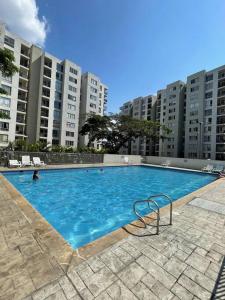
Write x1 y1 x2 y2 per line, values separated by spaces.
0 164 222 276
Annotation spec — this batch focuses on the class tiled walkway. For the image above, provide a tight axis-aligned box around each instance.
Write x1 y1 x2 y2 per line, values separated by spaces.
1 170 225 299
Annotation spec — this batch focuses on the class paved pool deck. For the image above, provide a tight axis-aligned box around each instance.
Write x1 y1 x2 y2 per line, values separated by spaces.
0 163 225 299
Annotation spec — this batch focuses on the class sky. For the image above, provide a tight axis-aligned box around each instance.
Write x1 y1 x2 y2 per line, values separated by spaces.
1 0 225 113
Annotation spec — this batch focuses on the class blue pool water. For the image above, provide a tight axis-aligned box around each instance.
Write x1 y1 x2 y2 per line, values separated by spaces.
3 166 216 249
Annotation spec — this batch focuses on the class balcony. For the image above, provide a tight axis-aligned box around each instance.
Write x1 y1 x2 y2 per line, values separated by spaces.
18 90 28 101
40 118 48 128
16 125 26 135
43 67 51 78
16 114 26 124
43 78 51 88
17 103 26 113
19 79 28 91
40 128 48 138
21 44 30 57
218 79 225 89
216 135 225 143
217 117 225 125
217 107 225 116
41 108 49 118
20 57 29 68
218 88 225 98
42 87 50 98
44 58 52 68
19 69 29 80
41 98 49 108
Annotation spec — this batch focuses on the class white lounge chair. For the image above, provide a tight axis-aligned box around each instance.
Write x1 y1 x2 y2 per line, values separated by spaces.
8 160 21 168
124 156 129 164
161 160 171 167
21 155 33 167
212 165 224 173
33 157 46 167
202 164 213 172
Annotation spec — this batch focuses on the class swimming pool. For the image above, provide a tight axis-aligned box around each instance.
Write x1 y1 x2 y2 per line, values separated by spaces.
3 166 216 249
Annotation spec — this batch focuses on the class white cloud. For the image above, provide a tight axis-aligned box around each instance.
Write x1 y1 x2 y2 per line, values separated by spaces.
0 0 48 46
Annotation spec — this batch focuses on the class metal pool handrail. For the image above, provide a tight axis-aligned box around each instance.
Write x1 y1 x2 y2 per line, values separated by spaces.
148 193 173 225
133 199 160 235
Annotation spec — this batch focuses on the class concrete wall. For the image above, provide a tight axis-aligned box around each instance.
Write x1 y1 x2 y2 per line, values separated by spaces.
104 154 142 164
142 155 225 170
0 151 103 166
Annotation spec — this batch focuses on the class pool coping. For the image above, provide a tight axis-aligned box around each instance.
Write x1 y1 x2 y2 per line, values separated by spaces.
0 162 223 275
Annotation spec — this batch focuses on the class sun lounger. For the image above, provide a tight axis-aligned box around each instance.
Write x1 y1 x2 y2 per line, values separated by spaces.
21 155 33 167
212 165 224 173
161 160 171 167
33 157 46 167
8 160 21 168
202 164 213 172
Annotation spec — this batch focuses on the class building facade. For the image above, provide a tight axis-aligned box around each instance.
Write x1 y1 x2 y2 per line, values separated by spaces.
120 65 225 160
79 72 108 148
120 95 156 155
0 24 108 149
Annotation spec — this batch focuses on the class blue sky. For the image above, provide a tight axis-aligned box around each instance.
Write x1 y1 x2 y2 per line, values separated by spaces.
37 0 225 112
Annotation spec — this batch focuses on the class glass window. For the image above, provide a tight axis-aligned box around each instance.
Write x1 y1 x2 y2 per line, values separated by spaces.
67 122 75 128
65 140 74 146
67 113 75 119
0 134 8 143
69 85 77 93
66 131 74 137
0 97 11 108
69 76 77 84
4 35 14 48
1 85 11 95
68 94 76 101
69 67 78 75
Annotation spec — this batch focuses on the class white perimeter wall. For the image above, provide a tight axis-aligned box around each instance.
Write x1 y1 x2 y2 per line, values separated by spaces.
104 154 225 171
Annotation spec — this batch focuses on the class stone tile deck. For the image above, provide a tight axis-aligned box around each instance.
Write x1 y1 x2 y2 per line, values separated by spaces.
0 165 225 299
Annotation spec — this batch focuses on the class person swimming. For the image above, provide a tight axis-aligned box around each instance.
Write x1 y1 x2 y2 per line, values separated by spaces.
33 170 39 180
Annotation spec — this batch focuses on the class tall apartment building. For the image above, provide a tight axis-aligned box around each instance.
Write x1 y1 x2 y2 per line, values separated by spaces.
120 95 156 155
158 81 185 158
120 65 225 161
79 72 108 148
0 24 108 148
184 65 225 160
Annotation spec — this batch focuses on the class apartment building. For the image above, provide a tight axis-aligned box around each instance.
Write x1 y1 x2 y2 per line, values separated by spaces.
119 65 225 161
158 81 185 158
0 24 108 149
184 65 225 160
120 95 156 155
79 72 108 148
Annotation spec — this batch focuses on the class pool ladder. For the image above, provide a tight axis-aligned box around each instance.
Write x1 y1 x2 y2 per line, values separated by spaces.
133 193 173 235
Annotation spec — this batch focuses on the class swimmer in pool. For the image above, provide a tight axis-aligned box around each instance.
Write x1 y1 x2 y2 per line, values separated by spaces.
33 170 39 180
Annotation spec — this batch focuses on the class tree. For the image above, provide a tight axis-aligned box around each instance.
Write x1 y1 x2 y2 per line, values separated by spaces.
0 48 19 77
79 114 171 154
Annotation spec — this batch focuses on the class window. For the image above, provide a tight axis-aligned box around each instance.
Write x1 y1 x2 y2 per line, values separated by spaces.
190 77 199 84
67 113 75 119
0 134 8 143
56 72 63 81
68 94 76 101
205 74 213 82
68 103 76 111
205 82 213 90
69 85 77 93
69 67 78 75
55 91 62 101
1 85 11 95
0 122 9 131
54 101 61 110
205 91 213 99
66 140 74 146
69 76 77 84
55 80 62 91
67 122 75 128
190 86 199 92
54 110 61 120
56 63 64 72
66 131 74 137
90 103 96 109
2 74 12 83
0 97 11 108
90 94 97 101
218 70 225 79
4 35 14 48
90 86 97 93
0 109 10 118
91 78 97 85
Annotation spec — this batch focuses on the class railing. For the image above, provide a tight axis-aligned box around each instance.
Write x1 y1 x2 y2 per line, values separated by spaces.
133 199 160 234
133 193 173 235
148 193 173 225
